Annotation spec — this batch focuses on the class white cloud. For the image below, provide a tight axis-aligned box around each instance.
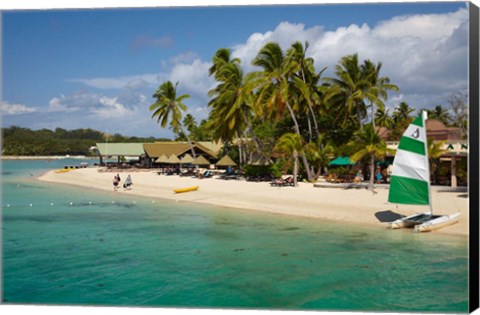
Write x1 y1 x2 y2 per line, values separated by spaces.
0 101 36 115
69 74 161 90
170 58 214 101
231 7 468 109
57 6 468 137
169 52 201 64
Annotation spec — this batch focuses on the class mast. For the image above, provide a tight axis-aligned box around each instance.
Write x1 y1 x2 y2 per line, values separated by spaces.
422 111 434 215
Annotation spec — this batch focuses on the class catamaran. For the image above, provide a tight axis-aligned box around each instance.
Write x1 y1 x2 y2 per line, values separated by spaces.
388 111 460 232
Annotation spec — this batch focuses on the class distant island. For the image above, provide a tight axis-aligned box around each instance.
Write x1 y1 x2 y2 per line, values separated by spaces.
1 126 170 157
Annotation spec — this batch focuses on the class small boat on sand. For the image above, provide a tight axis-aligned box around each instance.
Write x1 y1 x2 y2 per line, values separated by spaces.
173 186 199 194
387 111 460 232
389 212 461 232
55 169 71 173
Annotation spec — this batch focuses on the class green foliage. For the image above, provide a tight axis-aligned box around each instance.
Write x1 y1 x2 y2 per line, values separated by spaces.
1 126 166 156
243 164 277 177
328 166 353 176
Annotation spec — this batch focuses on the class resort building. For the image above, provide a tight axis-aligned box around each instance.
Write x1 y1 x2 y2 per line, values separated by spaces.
95 143 148 166
142 142 218 168
383 119 468 187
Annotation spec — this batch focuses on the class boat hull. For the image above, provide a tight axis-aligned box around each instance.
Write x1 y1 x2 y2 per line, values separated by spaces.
389 212 431 229
389 212 460 232
54 169 71 173
414 212 461 232
173 186 199 194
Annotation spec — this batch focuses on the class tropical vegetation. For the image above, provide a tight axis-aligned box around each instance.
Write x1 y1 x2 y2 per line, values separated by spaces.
3 41 467 188
1 126 166 156
146 41 467 186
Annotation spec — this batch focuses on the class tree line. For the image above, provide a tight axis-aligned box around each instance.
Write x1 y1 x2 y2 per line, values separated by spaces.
149 41 468 190
1 126 169 156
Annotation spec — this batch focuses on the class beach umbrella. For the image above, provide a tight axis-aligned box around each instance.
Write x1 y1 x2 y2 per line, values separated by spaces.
155 154 168 163
166 155 181 164
193 155 210 166
180 153 194 164
328 156 355 166
216 155 237 167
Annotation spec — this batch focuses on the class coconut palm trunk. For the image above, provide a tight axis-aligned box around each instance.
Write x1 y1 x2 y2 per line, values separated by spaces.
285 101 313 181
369 153 375 191
293 149 299 187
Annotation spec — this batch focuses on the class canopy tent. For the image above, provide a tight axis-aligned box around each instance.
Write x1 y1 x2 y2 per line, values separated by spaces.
155 154 169 163
180 153 194 164
216 155 237 167
328 156 355 166
193 155 210 166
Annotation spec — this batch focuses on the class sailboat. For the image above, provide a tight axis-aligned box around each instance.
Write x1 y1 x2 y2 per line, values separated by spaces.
388 111 460 232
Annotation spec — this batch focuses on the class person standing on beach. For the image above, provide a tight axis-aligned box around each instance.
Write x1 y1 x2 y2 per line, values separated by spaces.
113 174 120 191
123 174 133 190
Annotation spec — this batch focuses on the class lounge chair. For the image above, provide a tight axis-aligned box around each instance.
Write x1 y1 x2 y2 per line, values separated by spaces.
270 178 285 186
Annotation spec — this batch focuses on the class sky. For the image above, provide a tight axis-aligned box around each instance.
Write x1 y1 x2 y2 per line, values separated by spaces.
0 0 475 138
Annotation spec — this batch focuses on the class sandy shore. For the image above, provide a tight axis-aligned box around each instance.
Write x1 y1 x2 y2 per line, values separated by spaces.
38 167 469 237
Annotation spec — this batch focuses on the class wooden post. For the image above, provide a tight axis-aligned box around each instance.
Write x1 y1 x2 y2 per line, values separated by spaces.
451 157 457 188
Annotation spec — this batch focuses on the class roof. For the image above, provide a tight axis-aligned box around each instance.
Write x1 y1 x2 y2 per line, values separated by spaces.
144 142 190 158
96 143 145 156
216 155 237 167
180 153 194 163
193 155 210 165
155 155 169 163
426 119 447 131
196 141 223 155
166 155 181 164
143 142 217 158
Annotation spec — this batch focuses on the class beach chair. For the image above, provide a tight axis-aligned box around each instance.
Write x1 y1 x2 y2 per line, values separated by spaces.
270 178 285 186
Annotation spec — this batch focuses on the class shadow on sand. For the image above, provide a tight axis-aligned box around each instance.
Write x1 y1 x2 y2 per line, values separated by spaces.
375 210 405 223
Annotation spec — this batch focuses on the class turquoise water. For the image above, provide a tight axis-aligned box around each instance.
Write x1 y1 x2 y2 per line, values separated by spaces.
1 160 469 312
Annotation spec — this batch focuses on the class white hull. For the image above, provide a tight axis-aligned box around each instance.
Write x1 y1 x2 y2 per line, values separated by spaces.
414 212 460 232
389 212 460 232
389 212 431 229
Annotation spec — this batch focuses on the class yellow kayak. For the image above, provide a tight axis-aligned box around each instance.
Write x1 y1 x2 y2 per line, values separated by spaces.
173 186 199 194
55 169 71 173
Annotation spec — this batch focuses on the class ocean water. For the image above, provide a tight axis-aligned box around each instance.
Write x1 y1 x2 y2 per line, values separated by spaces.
1 159 469 312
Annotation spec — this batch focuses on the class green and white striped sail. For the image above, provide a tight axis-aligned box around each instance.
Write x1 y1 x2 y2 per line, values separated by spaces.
388 111 431 206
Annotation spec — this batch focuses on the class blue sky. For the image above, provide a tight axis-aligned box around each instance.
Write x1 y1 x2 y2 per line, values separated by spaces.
1 1 472 138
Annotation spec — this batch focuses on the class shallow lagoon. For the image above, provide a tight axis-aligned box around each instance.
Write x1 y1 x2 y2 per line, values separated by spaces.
1 160 469 312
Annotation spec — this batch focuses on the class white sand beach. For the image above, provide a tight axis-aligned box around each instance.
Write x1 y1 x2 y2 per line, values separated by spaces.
38 167 469 237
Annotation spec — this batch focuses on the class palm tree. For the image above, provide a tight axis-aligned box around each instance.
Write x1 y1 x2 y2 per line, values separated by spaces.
361 59 399 128
251 42 313 181
209 48 240 77
305 134 335 178
428 105 452 126
183 113 197 133
375 107 394 128
428 138 446 184
390 101 415 140
287 41 325 140
324 53 368 131
149 81 196 158
207 49 259 158
392 102 415 124
274 133 304 187
348 124 387 191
